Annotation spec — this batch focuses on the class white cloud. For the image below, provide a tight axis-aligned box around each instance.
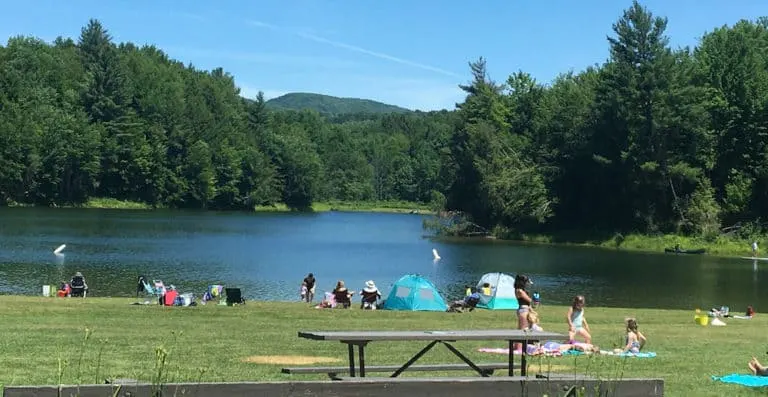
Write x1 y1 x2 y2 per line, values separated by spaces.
246 20 462 78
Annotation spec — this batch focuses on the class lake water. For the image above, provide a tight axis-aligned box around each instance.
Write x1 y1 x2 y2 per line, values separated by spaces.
0 207 764 310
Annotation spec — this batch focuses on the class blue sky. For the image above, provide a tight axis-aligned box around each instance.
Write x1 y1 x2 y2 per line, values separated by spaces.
2 1 767 111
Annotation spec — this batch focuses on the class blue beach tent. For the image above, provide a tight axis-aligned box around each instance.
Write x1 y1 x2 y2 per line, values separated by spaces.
382 274 447 312
476 272 519 310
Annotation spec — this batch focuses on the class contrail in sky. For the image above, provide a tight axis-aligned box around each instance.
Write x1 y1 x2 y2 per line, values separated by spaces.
247 20 461 78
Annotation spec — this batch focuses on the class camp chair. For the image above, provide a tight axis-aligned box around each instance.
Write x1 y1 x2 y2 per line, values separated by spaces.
135 276 164 302
446 295 480 313
70 275 87 298
147 280 167 304
465 295 480 312
225 288 244 306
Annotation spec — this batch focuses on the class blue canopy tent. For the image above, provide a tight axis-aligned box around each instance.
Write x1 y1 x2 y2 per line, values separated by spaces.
476 272 519 310
382 274 447 311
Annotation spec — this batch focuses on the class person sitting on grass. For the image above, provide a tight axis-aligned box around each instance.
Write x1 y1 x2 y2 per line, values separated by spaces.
314 292 336 309
447 288 481 312
749 357 768 376
622 318 647 353
527 310 544 331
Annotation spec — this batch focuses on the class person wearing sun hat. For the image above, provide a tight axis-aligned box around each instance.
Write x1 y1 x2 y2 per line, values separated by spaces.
360 280 381 310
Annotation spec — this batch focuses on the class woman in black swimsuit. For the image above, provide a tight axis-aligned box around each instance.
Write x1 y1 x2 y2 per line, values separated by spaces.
514 274 533 350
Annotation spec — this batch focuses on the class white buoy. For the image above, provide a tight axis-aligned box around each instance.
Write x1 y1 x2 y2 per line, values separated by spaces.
432 248 441 261
54 244 66 255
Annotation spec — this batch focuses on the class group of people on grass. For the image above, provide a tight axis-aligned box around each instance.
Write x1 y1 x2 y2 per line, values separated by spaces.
513 274 647 355
299 273 382 310
56 271 88 297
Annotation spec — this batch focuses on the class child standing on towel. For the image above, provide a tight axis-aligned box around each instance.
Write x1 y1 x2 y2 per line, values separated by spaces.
622 318 646 353
566 295 592 344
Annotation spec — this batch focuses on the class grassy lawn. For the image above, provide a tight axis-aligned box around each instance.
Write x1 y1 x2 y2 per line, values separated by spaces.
0 296 764 396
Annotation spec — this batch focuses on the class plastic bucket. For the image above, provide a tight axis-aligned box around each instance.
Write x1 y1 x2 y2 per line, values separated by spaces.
694 314 709 326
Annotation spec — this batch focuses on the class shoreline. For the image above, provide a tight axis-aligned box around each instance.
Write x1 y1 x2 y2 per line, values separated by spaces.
5 198 434 215
430 229 760 258
253 201 433 215
506 231 760 258
5 199 759 256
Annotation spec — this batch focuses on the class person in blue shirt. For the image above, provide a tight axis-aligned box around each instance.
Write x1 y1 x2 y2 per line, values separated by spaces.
448 288 480 312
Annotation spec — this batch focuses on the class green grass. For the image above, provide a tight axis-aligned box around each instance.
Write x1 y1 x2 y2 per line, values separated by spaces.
254 200 433 214
0 296 764 396
513 231 761 258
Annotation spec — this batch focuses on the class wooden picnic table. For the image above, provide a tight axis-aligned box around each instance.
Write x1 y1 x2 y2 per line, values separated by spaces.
297 329 567 378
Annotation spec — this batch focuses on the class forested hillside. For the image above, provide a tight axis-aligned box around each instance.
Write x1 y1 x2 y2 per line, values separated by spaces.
265 93 411 115
1 1 767 240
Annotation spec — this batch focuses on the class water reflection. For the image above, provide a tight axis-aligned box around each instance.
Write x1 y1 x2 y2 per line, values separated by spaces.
0 207 766 310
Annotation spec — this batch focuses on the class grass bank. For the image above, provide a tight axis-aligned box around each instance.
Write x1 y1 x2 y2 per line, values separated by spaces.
81 197 156 210
5 197 155 210
510 231 761 258
0 296 761 396
254 200 433 214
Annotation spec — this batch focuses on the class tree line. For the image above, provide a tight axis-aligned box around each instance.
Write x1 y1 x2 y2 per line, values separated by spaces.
1 1 767 239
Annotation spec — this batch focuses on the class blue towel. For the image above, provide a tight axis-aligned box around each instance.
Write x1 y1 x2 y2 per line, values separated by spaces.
712 374 768 387
562 350 657 358
617 351 656 358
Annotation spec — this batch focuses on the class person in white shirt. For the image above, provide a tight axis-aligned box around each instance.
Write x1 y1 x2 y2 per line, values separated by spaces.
753 241 759 258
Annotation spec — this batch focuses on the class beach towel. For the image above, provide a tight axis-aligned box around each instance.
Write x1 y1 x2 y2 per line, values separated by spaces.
478 348 511 354
478 347 563 357
597 350 657 358
712 374 768 387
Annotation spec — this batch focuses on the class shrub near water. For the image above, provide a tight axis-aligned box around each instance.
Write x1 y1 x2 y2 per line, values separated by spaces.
0 296 764 396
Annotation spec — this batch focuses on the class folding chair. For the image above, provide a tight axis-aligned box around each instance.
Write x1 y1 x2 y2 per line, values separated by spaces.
225 288 244 306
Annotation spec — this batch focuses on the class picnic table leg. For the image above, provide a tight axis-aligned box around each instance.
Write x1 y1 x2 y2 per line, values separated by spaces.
508 340 514 376
346 343 356 377
521 340 528 377
390 340 439 378
442 342 490 377
358 342 367 377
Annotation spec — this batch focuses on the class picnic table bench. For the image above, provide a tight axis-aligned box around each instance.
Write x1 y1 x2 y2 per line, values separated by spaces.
290 329 566 379
282 362 516 379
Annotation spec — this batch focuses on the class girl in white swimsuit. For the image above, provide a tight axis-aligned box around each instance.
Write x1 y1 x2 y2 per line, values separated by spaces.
566 295 592 344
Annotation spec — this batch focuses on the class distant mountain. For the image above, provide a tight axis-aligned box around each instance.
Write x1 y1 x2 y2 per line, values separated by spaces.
265 92 412 115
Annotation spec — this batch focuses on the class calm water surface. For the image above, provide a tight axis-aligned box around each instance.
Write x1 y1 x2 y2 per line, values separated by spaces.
0 207 765 310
